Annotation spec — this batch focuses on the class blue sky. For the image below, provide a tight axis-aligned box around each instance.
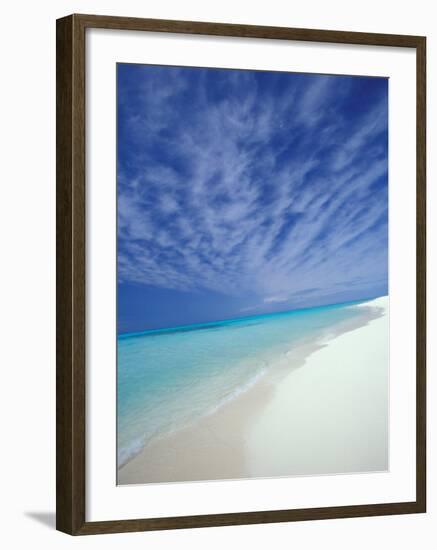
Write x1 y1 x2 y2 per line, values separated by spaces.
117 64 388 333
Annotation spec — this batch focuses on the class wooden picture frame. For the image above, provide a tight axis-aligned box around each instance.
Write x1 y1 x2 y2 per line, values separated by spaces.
56 13 426 535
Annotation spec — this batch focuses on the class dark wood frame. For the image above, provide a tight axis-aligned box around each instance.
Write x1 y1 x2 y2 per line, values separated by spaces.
56 13 427 536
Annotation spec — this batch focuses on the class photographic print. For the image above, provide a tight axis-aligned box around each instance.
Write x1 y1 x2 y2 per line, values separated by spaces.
116 63 389 485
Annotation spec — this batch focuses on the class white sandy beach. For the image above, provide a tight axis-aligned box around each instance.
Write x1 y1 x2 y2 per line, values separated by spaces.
247 296 388 477
118 297 388 485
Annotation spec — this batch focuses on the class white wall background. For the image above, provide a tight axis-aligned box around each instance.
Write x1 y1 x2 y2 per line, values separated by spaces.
0 0 434 548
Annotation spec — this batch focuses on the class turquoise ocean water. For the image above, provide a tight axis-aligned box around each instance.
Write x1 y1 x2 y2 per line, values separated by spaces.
117 299 375 467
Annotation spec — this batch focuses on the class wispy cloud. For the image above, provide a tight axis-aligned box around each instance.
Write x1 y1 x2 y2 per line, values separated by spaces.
263 295 290 304
117 66 388 311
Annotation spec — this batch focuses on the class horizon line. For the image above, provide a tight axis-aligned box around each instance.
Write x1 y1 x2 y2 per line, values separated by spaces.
118 293 387 340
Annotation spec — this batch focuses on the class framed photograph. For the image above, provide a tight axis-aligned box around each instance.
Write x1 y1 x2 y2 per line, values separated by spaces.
56 14 426 535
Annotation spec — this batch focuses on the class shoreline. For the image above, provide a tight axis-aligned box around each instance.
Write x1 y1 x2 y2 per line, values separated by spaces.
118 297 388 485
